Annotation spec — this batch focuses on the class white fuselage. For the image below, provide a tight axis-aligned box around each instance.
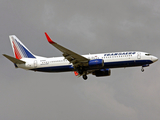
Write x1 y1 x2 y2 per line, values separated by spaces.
5 34 158 80
17 51 158 72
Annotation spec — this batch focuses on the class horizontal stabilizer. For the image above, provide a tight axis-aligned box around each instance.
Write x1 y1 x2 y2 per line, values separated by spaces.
3 54 26 64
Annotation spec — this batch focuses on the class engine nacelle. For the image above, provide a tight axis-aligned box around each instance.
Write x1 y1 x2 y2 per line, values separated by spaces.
92 69 111 77
88 59 104 69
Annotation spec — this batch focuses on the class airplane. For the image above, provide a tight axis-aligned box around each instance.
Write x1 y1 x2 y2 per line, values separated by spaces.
3 32 158 80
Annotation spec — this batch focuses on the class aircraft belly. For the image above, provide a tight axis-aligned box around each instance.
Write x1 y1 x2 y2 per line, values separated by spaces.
104 60 153 68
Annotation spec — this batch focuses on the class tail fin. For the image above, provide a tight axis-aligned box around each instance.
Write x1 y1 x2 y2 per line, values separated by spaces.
9 35 36 59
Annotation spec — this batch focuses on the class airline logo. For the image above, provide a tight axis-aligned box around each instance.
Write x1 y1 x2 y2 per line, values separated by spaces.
104 52 136 56
11 37 35 59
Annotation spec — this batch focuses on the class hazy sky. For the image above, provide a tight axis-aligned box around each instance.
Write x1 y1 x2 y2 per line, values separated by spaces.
1 0 160 120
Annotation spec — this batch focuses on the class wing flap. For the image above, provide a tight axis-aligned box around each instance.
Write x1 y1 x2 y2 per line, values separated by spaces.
3 54 26 64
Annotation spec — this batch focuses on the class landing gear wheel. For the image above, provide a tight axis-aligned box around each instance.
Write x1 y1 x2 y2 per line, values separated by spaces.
141 67 144 72
83 75 88 80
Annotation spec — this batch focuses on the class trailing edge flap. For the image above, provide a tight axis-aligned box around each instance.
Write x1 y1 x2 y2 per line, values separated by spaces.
3 54 26 64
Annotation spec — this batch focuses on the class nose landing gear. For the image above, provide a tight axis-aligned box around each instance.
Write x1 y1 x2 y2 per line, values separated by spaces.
141 67 144 72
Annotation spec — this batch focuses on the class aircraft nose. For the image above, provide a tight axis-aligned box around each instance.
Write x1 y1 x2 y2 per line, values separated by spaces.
152 56 158 62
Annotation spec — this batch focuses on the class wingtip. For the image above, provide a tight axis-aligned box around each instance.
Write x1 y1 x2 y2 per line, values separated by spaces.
45 32 56 44
2 54 8 57
2 54 6 57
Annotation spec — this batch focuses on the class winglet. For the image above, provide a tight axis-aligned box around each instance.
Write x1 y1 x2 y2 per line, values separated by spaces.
45 32 56 44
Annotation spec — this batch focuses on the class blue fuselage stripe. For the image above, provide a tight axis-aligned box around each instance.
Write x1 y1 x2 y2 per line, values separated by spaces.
104 60 152 68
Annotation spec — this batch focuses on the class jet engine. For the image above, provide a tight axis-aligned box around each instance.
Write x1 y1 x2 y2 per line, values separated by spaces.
92 69 111 77
88 59 104 69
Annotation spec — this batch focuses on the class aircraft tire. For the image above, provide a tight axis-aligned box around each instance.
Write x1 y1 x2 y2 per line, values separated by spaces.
141 67 144 72
83 75 88 80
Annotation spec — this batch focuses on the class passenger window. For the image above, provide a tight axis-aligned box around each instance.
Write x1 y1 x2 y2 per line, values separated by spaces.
145 54 151 56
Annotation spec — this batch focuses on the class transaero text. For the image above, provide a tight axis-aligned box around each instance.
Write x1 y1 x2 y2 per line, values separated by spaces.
104 52 136 56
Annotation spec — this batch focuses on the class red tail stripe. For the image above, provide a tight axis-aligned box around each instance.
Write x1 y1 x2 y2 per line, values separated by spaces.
12 41 22 59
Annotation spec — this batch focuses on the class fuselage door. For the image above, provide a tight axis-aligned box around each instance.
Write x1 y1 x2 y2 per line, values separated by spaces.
137 53 141 59
34 60 37 68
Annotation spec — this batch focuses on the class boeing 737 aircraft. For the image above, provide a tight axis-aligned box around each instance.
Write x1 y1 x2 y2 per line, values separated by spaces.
3 32 158 80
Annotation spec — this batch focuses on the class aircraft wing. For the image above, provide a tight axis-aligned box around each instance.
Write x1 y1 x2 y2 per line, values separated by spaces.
45 32 89 68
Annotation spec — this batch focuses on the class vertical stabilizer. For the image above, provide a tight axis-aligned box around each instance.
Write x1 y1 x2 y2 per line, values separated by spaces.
9 35 36 59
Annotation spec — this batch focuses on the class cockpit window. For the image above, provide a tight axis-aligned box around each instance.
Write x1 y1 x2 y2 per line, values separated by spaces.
145 54 151 56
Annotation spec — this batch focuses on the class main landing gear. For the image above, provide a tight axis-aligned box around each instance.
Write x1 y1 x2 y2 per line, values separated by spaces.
77 68 88 80
141 67 144 72
83 75 88 80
